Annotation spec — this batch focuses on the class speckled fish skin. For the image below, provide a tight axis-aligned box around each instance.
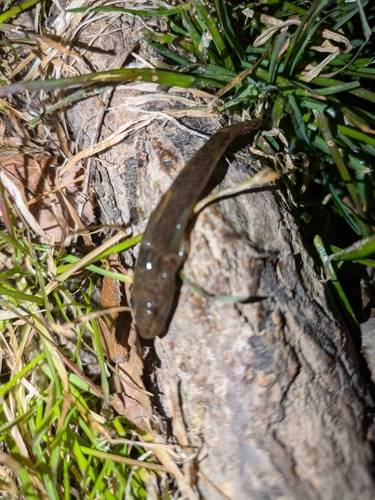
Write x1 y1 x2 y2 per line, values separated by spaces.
132 119 262 339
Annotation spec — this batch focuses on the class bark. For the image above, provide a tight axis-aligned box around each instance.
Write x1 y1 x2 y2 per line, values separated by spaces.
64 12 375 500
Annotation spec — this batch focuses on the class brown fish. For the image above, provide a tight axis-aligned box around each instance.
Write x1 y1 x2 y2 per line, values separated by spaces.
132 119 262 339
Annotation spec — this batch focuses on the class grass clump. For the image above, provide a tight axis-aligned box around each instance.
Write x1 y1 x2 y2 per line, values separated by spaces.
0 192 160 498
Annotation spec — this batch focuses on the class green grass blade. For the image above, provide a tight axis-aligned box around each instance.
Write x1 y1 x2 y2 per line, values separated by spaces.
327 183 360 235
271 93 287 126
283 1 307 16
329 183 370 237
287 95 311 145
146 39 192 66
333 1 361 30
0 230 28 253
0 68 223 97
329 233 375 262
191 0 234 71
283 0 328 76
0 285 45 305
314 235 358 327
91 319 110 404
356 0 372 41
312 76 375 103
314 110 363 219
0 0 40 24
316 81 361 95
268 31 288 84
0 353 45 398
28 86 111 126
214 0 245 61
337 124 375 147
182 10 203 50
57 255 132 283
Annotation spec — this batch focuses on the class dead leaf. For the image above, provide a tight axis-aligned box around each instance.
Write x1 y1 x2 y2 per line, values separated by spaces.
112 392 151 429
112 328 153 429
0 153 95 243
98 270 129 363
